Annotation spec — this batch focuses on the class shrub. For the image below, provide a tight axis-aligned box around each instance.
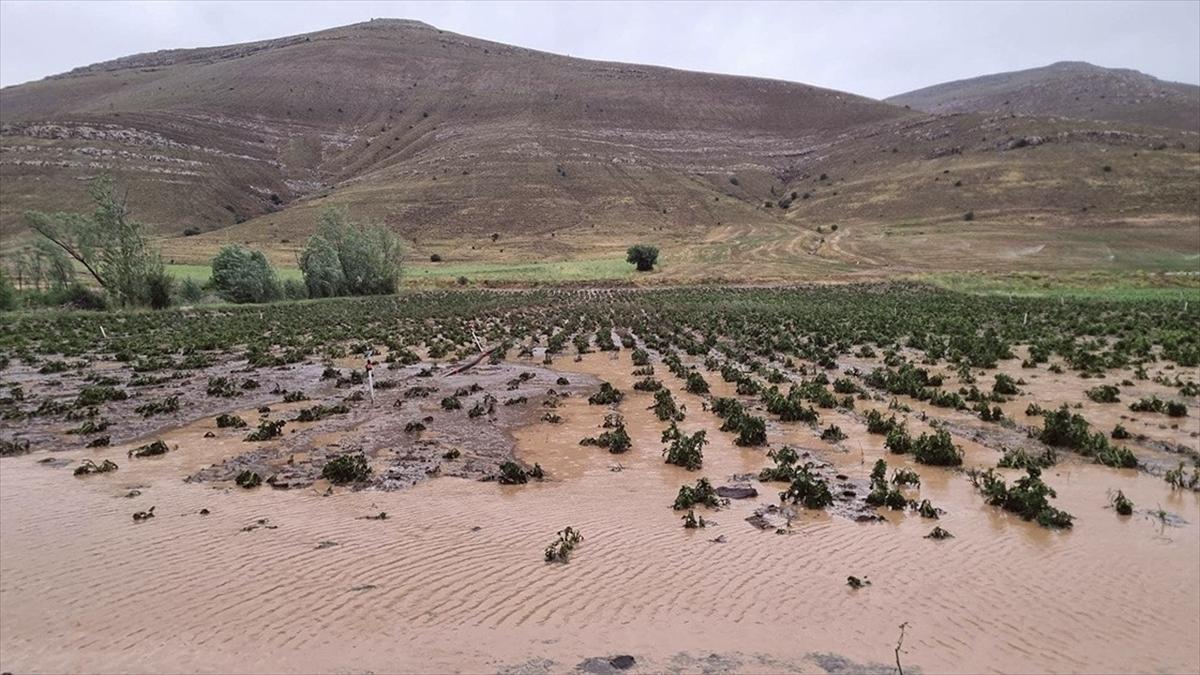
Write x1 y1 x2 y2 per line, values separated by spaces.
281 278 308 300
963 211 975 221
625 244 660 272
885 425 912 454
820 424 847 442
992 373 1019 396
650 388 684 421
673 477 722 509
244 420 285 441
1110 490 1133 516
587 382 623 405
211 245 281 304
1085 385 1120 403
74 459 119 476
128 439 169 458
235 470 262 488
322 453 372 484
544 527 583 562
680 371 708 394
913 429 963 466
216 413 247 428
136 395 179 417
663 428 707 469
177 277 204 304
1165 462 1200 489
780 463 834 509
581 424 631 453
968 466 1073 528
997 446 1056 469
144 268 174 310
300 207 404 298
759 446 800 482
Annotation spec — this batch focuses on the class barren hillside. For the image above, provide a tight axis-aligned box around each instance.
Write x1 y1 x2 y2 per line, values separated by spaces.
2 22 1197 280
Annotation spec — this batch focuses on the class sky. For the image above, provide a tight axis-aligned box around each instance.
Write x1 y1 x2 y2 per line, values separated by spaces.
1 0 1198 98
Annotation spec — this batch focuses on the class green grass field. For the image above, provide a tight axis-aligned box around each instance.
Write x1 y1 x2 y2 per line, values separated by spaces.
167 257 637 288
925 272 1200 301
398 258 636 285
166 264 304 283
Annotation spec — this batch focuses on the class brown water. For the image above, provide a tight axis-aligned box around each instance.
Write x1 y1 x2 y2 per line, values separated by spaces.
2 352 1198 674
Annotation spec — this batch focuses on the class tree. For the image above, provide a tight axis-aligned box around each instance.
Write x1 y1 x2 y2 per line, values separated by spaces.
0 269 15 311
299 207 404 298
24 174 168 307
210 245 281 304
626 244 660 272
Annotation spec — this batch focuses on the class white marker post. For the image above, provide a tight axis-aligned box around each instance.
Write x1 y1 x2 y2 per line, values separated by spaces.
365 350 375 406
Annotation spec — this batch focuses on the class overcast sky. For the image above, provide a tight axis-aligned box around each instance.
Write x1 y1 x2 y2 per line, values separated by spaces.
1 0 1198 98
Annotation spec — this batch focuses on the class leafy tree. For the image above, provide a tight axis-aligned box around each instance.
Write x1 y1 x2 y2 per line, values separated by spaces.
177 278 204 304
210 245 281 303
24 175 167 307
626 244 660 272
299 208 404 298
0 269 15 311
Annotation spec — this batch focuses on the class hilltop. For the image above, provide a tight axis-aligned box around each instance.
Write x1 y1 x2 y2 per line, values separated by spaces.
888 61 1200 131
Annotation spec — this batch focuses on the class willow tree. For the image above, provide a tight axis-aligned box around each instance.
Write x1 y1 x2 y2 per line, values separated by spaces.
299 207 404 298
24 175 169 307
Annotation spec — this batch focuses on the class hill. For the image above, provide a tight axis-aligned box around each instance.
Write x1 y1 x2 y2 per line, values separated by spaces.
887 61 1200 132
2 22 1198 282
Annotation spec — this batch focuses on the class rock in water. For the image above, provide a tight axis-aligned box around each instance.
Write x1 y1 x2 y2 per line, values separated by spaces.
716 484 757 499
610 655 635 670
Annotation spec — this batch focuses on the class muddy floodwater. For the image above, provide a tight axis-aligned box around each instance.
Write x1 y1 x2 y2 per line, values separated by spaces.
2 350 1198 674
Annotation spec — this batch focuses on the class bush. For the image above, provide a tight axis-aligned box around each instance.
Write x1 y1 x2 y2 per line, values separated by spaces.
992 373 1019 396
300 207 404 298
281 278 308 301
663 428 707 469
968 466 1073 528
498 460 543 484
780 463 834 509
235 470 262 488
0 270 15 311
684 371 709 394
144 268 174 310
626 244 660 272
673 477 722 509
429 254 442 262
587 382 623 405
211 245 281 304
913 429 963 466
1085 385 1120 403
322 453 372 484
758 446 800 482
963 211 975 221
544 527 583 562
177 277 204 304
580 424 631 453
885 425 912 454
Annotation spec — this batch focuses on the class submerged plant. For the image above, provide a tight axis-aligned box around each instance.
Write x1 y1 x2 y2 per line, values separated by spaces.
663 428 707 469
544 526 583 562
673 477 723 510
322 453 372 484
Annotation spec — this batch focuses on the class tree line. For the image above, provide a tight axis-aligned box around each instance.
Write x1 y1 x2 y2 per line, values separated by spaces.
1 176 404 311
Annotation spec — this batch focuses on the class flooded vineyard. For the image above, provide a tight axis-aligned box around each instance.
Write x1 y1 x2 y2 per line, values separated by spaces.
1 285 1197 673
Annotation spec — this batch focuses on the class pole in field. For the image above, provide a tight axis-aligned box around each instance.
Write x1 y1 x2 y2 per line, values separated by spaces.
364 349 375 406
